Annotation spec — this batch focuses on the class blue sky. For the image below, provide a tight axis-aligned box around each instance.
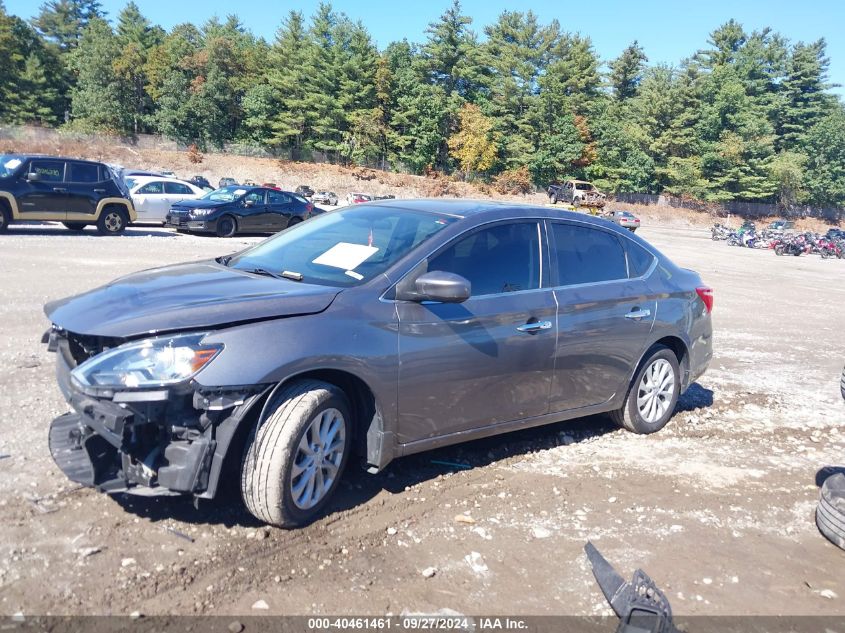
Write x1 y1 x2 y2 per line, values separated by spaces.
7 0 844 95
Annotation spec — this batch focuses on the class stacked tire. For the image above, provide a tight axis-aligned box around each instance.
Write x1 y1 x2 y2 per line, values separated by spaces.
817 473 845 551
840 365 845 401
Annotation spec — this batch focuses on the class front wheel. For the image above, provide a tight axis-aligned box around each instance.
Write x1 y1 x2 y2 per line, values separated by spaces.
0 206 9 233
241 380 352 527
610 346 681 434
216 215 237 238
96 207 128 235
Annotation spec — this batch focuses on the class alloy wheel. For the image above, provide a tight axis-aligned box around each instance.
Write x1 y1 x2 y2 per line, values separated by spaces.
104 211 123 233
636 358 675 423
290 408 346 510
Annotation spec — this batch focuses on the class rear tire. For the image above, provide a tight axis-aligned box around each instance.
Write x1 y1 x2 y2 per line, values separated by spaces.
817 474 845 551
241 380 352 527
610 345 681 434
0 204 9 233
96 207 128 235
216 215 237 238
63 222 86 232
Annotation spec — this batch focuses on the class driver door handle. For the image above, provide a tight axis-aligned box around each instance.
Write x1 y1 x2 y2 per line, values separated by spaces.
517 320 552 334
625 308 652 320
52 187 67 193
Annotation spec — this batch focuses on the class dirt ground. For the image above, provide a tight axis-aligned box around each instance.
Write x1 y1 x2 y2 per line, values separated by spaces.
0 217 843 619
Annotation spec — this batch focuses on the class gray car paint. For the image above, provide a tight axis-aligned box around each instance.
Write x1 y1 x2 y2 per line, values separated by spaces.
46 201 712 475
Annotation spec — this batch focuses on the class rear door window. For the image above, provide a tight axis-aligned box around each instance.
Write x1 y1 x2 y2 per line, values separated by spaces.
67 162 100 183
29 160 65 183
268 190 291 205
429 222 542 296
550 222 628 286
164 182 193 195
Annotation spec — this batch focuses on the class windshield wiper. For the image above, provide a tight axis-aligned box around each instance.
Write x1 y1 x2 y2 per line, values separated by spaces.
243 267 304 282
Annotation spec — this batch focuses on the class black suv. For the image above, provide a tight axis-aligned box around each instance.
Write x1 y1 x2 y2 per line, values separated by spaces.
0 155 136 234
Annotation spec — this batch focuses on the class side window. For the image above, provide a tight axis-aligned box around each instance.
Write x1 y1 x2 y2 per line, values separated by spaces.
428 222 541 296
245 191 265 205
268 190 291 205
67 162 100 183
626 240 656 278
550 223 628 286
137 181 164 194
29 160 65 183
164 182 192 195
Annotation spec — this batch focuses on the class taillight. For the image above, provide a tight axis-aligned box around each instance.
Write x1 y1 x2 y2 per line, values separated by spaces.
696 286 714 313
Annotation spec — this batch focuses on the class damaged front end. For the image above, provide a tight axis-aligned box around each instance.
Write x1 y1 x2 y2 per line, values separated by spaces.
44 326 267 498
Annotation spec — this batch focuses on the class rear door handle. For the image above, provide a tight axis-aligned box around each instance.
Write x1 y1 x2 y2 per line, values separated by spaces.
517 320 552 333
625 308 652 320
52 187 67 193
93 188 106 193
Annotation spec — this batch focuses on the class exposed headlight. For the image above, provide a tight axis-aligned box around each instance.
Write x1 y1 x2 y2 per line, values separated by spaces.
71 333 222 389
189 209 215 217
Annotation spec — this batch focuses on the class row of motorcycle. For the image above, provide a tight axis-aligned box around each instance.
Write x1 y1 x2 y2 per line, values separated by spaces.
711 222 845 258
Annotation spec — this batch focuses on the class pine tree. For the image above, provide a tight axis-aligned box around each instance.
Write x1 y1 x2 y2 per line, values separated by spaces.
420 0 478 98
777 39 835 150
32 0 103 51
113 3 162 135
803 106 845 209
609 41 647 100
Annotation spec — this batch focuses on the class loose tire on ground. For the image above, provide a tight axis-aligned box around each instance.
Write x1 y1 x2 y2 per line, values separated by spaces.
241 379 352 527
610 345 681 434
816 473 845 551
840 366 845 401
216 215 237 238
63 222 87 232
96 207 128 235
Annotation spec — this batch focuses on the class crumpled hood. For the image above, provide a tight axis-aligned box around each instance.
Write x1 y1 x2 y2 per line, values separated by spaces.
44 261 342 338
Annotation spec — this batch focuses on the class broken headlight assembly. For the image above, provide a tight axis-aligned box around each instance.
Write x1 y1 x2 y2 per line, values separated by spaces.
70 332 222 390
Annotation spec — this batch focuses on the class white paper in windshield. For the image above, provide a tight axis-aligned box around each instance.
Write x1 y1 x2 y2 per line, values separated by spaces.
233 189 247 196
3 158 21 170
313 242 378 271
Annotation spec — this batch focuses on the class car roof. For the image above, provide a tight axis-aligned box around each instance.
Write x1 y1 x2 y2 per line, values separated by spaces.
361 198 615 223
4 154 105 166
128 175 200 187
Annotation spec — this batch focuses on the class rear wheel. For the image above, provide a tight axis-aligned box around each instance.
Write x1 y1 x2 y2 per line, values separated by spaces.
96 207 128 235
216 215 237 238
241 380 352 527
610 346 681 434
0 204 9 233
775 245 784 256
63 222 86 232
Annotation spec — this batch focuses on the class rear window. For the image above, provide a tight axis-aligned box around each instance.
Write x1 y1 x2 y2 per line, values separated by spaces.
550 223 627 286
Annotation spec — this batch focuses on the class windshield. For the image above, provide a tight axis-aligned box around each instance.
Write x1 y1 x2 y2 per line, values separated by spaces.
203 186 248 202
0 155 23 178
228 206 457 287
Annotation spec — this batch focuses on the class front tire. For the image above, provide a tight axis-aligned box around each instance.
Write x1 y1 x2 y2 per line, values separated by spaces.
0 205 9 233
96 207 128 235
216 215 237 238
63 222 86 231
241 380 352 527
610 346 681 434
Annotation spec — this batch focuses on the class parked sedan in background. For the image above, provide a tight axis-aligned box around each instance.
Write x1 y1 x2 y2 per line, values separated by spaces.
346 192 373 204
46 200 712 527
129 177 206 224
312 190 338 205
166 185 313 237
607 210 641 232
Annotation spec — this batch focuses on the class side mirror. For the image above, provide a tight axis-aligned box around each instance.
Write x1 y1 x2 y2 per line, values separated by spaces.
407 271 471 304
244 199 255 208
26 172 41 182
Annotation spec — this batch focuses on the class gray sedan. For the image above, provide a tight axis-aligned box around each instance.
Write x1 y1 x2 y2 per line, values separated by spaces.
44 200 713 527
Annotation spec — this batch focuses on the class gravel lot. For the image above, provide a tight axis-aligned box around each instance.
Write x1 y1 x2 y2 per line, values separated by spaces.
0 219 843 617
